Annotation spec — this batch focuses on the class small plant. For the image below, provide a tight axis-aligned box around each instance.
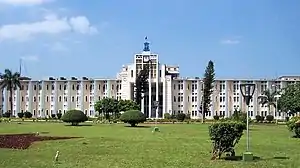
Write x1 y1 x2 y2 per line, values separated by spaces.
119 110 146 127
209 121 246 160
61 110 88 126
3 112 11 118
57 113 62 119
266 115 274 123
24 111 33 118
255 115 262 123
51 114 56 118
286 116 300 138
176 113 186 122
17 112 24 118
164 113 171 119
213 115 220 121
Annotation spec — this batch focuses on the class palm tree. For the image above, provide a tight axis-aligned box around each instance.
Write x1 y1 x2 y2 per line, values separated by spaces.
0 69 21 117
258 89 278 115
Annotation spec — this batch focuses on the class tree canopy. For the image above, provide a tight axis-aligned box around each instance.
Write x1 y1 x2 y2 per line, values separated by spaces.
258 89 278 115
134 64 149 108
277 83 300 115
94 97 119 120
202 60 215 121
0 69 21 116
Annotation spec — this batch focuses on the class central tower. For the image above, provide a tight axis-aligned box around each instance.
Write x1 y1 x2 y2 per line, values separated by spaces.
134 37 160 118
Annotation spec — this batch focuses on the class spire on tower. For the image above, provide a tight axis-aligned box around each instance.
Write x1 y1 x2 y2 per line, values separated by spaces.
143 36 150 52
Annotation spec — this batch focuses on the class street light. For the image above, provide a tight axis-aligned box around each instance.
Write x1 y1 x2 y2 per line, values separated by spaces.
240 83 256 161
152 100 160 132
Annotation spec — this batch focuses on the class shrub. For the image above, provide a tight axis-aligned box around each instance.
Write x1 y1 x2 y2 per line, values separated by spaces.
24 112 33 118
164 113 171 119
119 110 146 127
176 113 186 122
286 116 300 138
213 115 220 121
266 115 274 122
17 112 24 118
61 110 88 126
3 112 11 118
255 115 262 122
57 113 62 119
209 121 246 160
51 114 56 118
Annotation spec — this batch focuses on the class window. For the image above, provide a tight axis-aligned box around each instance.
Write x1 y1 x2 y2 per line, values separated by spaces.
72 85 75 90
34 85 37 90
131 70 133 77
46 96 49 102
21 96 24 102
46 85 49 90
59 96 62 102
59 85 62 90
85 96 88 102
33 96 36 102
72 96 75 102
64 85 67 90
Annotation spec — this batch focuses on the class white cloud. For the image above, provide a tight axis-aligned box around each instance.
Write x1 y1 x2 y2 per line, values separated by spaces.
21 55 39 61
220 39 240 44
0 0 53 6
220 36 242 45
0 14 98 41
69 16 98 34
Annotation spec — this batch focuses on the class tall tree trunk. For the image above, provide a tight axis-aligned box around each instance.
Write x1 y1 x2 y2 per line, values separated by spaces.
268 105 271 115
10 88 13 117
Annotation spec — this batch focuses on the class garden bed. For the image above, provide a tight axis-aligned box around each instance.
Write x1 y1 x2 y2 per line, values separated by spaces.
0 133 80 149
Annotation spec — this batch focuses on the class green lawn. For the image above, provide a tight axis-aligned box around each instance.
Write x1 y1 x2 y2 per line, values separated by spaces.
0 122 298 168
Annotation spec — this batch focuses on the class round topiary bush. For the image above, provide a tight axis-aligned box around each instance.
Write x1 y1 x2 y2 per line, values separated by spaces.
266 115 274 123
176 113 186 122
61 110 88 126
57 113 62 119
24 111 33 118
255 115 262 123
17 112 24 118
119 110 146 127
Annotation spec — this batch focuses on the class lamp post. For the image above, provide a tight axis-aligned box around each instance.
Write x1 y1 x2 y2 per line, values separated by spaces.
240 83 256 161
152 100 160 132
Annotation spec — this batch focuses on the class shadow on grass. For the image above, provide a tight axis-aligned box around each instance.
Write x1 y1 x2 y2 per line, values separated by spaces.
223 156 261 161
223 156 289 161
124 125 152 128
65 124 93 127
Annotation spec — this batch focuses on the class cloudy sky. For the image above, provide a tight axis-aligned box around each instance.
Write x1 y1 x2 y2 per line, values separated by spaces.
0 0 299 79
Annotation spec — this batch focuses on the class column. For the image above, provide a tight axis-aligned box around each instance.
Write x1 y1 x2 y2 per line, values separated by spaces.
54 81 58 114
197 80 201 119
225 81 229 118
107 80 111 98
162 79 166 117
239 81 243 110
41 81 45 117
94 80 98 116
155 63 159 119
148 68 152 118
28 81 33 112
16 87 20 116
67 81 71 110
182 80 187 113
3 88 7 113
141 93 145 113
80 81 84 112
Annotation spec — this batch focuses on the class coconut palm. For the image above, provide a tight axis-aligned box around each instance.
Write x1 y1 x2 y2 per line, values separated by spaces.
0 69 21 117
258 89 278 115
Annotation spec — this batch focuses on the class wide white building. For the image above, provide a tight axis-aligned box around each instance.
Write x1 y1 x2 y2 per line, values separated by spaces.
0 39 299 119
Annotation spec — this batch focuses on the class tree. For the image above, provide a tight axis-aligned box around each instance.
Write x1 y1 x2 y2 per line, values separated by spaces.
277 83 300 115
258 89 278 115
61 109 88 126
0 69 21 117
118 99 140 112
134 64 149 108
119 110 146 127
94 97 119 121
202 61 215 123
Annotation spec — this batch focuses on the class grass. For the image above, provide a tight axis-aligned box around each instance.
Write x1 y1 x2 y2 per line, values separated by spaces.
0 122 298 168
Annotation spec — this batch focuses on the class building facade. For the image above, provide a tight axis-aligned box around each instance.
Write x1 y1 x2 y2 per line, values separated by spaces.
1 39 299 119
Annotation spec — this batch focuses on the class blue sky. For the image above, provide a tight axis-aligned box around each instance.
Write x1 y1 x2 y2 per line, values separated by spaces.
0 0 299 80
